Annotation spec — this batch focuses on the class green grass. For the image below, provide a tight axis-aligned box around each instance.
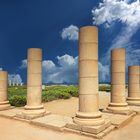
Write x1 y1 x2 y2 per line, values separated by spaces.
99 85 111 92
8 85 78 107
8 86 27 107
8 84 111 107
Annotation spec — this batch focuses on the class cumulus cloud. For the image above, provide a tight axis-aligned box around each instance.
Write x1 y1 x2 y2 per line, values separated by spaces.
20 54 78 84
0 67 23 85
92 0 140 52
8 74 23 85
20 54 111 83
92 0 140 81
50 55 78 83
92 0 140 27
43 54 78 83
61 25 79 41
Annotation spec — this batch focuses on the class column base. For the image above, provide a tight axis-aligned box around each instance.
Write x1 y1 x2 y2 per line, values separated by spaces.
106 102 132 115
16 104 50 120
0 101 11 111
127 97 140 106
73 111 105 126
67 115 113 138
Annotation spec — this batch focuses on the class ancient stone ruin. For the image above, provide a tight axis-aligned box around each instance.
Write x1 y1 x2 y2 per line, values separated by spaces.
0 26 139 139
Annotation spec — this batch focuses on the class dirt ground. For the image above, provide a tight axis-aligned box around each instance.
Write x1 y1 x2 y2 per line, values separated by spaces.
0 117 93 140
44 92 110 117
1 92 140 140
0 115 140 140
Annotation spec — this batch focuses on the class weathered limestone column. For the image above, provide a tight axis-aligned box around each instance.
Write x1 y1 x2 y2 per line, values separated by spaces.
127 66 140 105
0 71 11 110
107 48 130 113
22 48 46 118
74 26 105 126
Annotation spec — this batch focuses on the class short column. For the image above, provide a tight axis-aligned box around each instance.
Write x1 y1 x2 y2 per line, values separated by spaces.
127 66 140 105
107 48 130 113
74 26 105 126
22 48 47 118
0 71 11 110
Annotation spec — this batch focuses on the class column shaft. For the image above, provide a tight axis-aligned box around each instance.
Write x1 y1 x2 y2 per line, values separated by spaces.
74 26 104 126
26 48 42 107
23 48 46 117
107 48 129 112
0 71 10 110
127 66 140 105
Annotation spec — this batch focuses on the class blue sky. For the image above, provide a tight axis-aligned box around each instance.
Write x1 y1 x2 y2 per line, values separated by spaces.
0 0 139 84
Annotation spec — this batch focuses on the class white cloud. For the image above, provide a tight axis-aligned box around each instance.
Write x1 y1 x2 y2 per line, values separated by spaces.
20 59 27 69
61 25 79 41
0 68 23 85
126 45 140 66
20 54 78 84
0 67 23 84
57 54 77 67
98 62 109 82
92 0 140 51
8 74 23 85
92 0 140 81
92 0 140 27
43 54 78 83
19 54 111 83
42 60 56 74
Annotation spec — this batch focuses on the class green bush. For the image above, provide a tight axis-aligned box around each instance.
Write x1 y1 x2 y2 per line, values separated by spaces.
56 91 71 99
45 86 78 97
42 90 71 102
8 86 27 96
99 85 111 92
8 85 78 106
42 92 58 102
68 87 78 97
9 95 26 107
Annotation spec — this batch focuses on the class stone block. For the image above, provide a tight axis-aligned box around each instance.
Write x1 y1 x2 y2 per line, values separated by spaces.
102 112 136 128
31 114 72 131
82 119 111 134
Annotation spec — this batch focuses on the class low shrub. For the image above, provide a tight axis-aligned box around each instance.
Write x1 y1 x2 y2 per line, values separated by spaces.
42 90 71 102
9 95 26 107
45 86 78 97
8 86 27 96
99 85 111 92
56 91 71 99
68 86 78 97
8 85 78 106
42 92 58 102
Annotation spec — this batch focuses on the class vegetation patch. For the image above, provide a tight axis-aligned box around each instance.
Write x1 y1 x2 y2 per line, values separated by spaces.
8 85 78 107
99 85 111 92
9 96 26 107
8 85 112 107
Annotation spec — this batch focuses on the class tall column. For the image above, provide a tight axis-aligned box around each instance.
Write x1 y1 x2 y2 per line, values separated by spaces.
74 26 105 126
23 48 46 117
0 71 11 110
107 48 130 113
127 66 140 105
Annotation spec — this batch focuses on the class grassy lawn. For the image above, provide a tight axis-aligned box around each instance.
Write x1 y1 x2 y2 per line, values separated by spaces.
8 85 111 107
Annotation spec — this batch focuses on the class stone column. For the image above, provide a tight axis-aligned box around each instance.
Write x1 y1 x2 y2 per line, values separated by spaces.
107 48 130 113
0 71 11 110
23 48 46 118
74 26 105 126
127 66 140 105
